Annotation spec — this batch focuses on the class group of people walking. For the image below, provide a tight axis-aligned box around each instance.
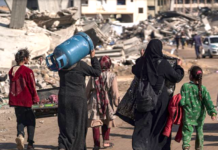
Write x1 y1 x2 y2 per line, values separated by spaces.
8 39 217 150
174 31 203 59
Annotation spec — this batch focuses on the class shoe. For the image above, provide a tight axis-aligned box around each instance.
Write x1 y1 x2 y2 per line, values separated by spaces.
27 144 34 150
15 134 25 150
93 146 100 150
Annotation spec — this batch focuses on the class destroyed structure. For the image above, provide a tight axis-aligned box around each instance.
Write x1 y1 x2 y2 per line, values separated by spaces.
0 2 218 105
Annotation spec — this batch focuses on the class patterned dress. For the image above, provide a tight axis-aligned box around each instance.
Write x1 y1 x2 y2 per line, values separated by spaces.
180 82 217 149
86 71 119 128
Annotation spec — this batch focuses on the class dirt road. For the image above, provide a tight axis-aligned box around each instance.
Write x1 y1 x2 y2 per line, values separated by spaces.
1 47 218 150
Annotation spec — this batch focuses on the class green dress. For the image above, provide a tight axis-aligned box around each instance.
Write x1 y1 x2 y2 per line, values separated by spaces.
180 82 217 149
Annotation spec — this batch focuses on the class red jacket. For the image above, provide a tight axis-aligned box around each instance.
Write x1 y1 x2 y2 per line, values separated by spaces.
9 65 39 107
163 93 183 142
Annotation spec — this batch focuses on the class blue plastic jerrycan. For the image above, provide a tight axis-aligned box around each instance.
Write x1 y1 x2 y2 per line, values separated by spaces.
46 32 94 71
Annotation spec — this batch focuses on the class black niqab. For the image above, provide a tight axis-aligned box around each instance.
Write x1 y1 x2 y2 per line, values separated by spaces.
143 39 163 85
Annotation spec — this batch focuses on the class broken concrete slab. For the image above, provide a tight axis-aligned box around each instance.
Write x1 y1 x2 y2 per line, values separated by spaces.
158 11 198 21
85 49 125 62
77 21 110 47
202 17 211 31
0 19 50 68
50 23 76 50
27 7 78 30
37 0 60 13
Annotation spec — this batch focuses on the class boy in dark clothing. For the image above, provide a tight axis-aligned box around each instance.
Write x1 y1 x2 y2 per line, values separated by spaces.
175 34 180 49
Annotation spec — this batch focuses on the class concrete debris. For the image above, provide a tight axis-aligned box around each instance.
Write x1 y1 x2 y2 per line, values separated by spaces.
1 6 218 97
26 7 78 31
0 6 9 14
157 11 198 21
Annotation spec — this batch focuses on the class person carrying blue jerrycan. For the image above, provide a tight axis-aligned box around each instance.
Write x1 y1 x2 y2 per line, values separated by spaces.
180 66 217 150
57 49 101 150
46 32 95 71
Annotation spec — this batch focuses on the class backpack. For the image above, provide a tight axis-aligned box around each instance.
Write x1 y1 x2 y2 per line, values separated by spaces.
136 60 165 112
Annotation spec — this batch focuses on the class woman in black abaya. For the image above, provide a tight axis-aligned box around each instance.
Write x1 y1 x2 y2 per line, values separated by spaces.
58 50 101 150
132 39 184 150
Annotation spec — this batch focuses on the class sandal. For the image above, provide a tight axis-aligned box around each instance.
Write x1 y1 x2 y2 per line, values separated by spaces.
103 142 114 149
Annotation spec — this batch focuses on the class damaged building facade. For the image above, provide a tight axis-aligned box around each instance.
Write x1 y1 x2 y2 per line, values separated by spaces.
174 0 218 14
81 0 147 22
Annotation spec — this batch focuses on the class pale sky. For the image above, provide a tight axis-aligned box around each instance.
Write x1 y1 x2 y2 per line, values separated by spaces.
0 0 6 6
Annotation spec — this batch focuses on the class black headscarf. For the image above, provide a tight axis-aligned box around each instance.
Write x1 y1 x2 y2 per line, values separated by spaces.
143 39 163 85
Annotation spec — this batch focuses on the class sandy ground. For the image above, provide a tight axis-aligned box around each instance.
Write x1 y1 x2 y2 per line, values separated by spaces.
1 46 218 150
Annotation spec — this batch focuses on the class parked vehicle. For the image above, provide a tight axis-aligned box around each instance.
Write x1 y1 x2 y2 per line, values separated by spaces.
202 36 218 58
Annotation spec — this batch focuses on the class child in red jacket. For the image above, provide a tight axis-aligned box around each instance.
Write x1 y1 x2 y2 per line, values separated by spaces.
9 49 39 150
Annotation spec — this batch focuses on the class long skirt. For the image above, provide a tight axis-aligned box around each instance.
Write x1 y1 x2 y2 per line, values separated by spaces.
58 95 88 150
132 91 171 150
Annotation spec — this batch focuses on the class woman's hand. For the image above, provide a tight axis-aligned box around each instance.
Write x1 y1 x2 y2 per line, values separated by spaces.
114 97 121 107
177 59 182 66
90 49 95 58
211 113 216 121
140 49 145 56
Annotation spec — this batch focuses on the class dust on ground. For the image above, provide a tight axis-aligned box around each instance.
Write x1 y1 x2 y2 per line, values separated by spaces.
1 46 218 150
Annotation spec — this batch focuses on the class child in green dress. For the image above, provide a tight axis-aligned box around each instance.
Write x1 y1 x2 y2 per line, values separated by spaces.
180 66 217 150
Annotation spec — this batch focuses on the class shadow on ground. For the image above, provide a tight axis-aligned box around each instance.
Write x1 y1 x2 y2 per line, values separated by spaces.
119 127 134 130
0 143 57 150
204 143 218 146
203 123 218 133
110 133 132 139
0 23 9 28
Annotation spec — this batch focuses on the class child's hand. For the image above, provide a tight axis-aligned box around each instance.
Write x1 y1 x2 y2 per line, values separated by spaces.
211 113 216 121
34 102 39 105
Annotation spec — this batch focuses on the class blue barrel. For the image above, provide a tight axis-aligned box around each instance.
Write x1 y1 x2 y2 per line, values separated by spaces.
46 32 94 71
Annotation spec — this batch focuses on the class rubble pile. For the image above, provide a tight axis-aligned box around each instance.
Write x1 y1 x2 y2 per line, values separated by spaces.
26 7 78 31
1 4 218 99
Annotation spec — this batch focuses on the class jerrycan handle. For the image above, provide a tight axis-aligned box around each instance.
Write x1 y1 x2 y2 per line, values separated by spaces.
46 53 59 72
56 54 68 70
